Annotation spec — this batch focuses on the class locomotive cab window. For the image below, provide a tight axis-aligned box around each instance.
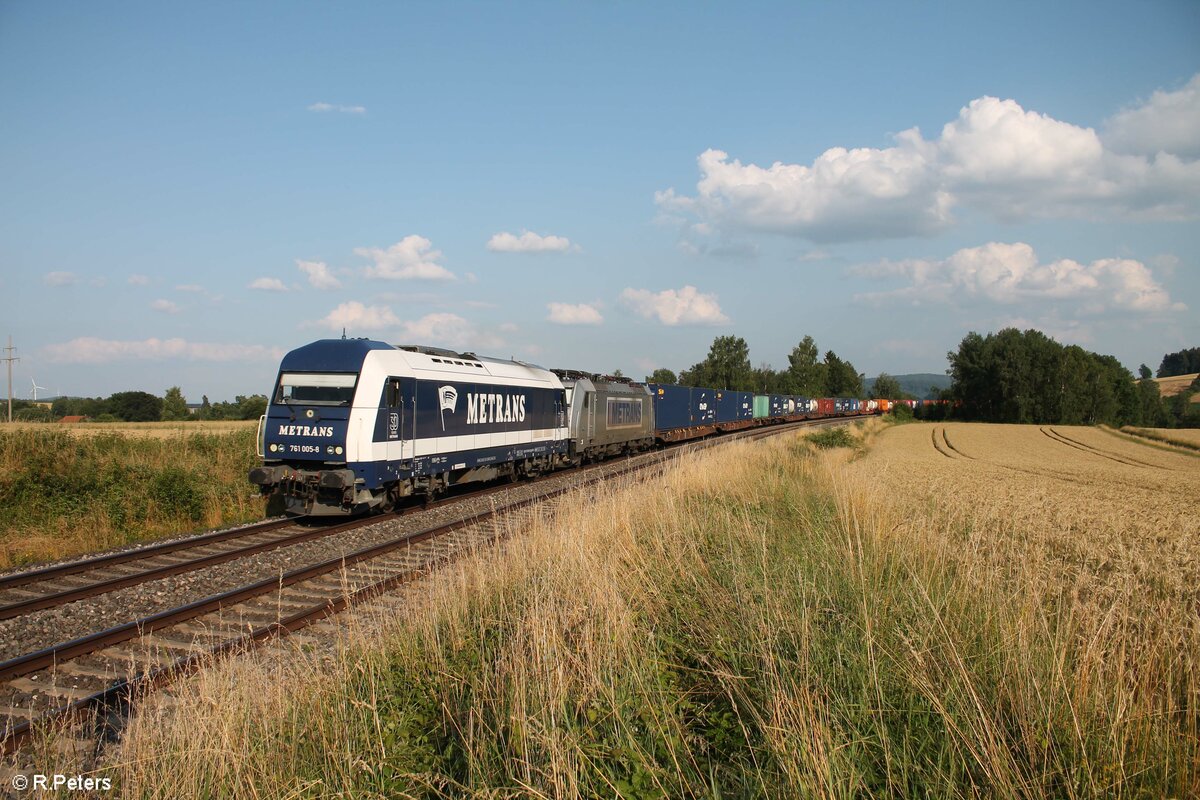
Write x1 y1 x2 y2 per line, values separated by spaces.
385 379 402 407
276 372 358 406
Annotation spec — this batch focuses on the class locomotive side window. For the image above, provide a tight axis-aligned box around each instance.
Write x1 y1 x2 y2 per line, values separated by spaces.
276 372 357 406
385 378 402 407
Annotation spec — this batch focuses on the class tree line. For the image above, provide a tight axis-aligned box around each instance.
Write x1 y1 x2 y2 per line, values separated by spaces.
1157 347 1200 378
644 335 902 398
28 390 270 423
947 329 1199 428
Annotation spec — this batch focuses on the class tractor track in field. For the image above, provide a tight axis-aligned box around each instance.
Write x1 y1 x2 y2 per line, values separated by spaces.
1040 427 1165 470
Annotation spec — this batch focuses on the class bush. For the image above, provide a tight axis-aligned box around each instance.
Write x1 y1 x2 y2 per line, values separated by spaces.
151 467 206 522
806 427 856 449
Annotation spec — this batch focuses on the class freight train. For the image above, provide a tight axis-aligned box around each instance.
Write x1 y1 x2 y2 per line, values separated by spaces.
249 338 893 516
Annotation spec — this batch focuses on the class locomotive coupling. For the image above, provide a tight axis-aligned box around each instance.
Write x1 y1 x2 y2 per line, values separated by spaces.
318 469 355 489
249 466 283 486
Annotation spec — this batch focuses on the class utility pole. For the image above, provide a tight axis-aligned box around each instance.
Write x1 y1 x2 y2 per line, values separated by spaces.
2 336 17 424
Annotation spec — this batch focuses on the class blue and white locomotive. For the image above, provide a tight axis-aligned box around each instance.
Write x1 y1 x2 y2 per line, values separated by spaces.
250 339 573 515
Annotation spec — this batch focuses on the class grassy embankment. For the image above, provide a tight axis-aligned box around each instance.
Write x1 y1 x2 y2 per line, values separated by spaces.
0 426 266 568
108 420 1197 798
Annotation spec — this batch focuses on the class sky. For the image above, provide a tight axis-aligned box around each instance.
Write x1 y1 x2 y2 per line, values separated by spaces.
1 1 1198 401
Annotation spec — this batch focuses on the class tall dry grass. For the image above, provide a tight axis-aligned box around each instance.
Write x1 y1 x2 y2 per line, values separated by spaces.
107 428 1198 798
0 428 266 568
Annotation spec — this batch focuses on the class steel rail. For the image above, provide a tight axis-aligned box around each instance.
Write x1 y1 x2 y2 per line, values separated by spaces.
0 517 298 591
0 519 374 621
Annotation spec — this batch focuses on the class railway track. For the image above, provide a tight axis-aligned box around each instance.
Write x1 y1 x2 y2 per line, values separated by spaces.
0 416 854 755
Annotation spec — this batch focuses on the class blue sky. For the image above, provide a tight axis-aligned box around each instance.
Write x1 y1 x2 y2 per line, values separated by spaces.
2 1 1198 401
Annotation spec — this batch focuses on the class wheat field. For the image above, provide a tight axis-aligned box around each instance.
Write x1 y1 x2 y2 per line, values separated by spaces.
1 420 257 439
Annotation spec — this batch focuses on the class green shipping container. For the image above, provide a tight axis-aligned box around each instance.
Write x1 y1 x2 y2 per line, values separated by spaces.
752 395 770 419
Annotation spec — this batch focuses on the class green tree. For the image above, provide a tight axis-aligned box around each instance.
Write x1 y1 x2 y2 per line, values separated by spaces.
785 336 827 396
108 391 163 422
1157 347 1200 378
1136 371 1166 427
869 373 902 400
235 394 268 420
824 351 863 396
199 394 212 420
161 386 189 421
690 336 752 390
948 328 1141 426
645 368 677 385
750 363 783 394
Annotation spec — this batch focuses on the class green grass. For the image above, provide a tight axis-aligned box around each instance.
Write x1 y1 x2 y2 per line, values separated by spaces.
0 428 266 567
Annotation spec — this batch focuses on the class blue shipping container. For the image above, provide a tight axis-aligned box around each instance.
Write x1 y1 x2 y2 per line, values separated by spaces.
736 391 754 419
692 387 717 424
714 390 739 424
713 390 754 422
647 383 692 431
770 394 786 417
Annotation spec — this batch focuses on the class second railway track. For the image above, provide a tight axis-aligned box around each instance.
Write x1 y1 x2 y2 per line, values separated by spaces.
0 417 851 754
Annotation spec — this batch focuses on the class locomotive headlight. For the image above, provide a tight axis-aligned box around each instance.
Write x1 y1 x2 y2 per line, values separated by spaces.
326 445 335 454
335 446 343 455
269 444 278 453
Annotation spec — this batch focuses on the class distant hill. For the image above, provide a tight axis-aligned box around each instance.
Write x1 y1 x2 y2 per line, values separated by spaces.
864 372 952 399
1153 373 1200 403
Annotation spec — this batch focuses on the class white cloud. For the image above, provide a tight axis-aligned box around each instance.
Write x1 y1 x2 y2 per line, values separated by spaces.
620 285 730 326
127 274 150 286
312 308 505 351
43 337 283 364
296 259 341 289
660 80 1200 242
997 315 1095 345
44 271 78 287
355 235 456 281
1104 74 1200 159
151 298 180 314
547 302 603 325
248 277 289 292
307 102 367 114
318 301 400 331
486 231 575 253
852 241 1186 314
396 312 504 350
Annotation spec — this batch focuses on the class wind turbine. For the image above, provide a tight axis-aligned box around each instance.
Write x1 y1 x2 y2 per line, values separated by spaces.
31 378 47 402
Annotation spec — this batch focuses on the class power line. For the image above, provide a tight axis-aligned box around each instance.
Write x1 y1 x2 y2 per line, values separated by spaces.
2 336 18 424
